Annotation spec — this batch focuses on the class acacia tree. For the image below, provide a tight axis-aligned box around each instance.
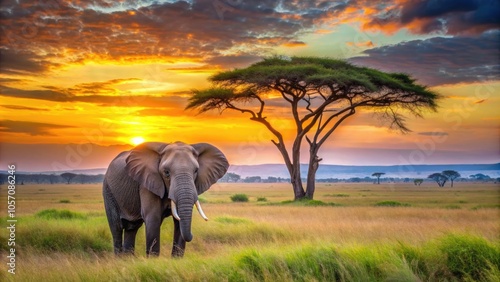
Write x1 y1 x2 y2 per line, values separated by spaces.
414 179 424 186
60 172 77 184
428 173 448 187
442 170 461 187
372 172 385 184
187 57 439 200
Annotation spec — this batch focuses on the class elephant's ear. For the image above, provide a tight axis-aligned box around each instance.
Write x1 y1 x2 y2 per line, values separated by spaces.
125 142 168 198
192 143 229 195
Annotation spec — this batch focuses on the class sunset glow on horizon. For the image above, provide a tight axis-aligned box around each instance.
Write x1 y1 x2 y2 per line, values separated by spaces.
1 0 498 171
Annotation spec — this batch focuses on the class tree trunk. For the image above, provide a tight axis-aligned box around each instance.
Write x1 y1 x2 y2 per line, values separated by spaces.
305 149 322 199
273 141 305 200
292 180 305 199
291 136 305 200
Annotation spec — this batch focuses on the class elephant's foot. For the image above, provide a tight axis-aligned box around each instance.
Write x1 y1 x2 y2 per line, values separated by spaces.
113 246 123 256
171 245 185 258
122 248 136 256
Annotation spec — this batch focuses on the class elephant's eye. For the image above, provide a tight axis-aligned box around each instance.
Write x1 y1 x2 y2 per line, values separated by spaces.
194 168 198 174
164 171 170 178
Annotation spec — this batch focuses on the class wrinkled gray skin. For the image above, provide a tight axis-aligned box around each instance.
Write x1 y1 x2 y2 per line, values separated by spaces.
103 141 228 257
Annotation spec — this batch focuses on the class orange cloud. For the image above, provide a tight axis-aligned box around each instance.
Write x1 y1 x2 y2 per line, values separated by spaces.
314 29 332 34
346 41 375 48
282 41 307 48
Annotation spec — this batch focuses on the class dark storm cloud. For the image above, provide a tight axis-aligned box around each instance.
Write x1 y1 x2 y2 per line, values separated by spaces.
1 0 498 86
366 0 500 35
349 31 500 86
0 0 343 71
0 49 54 74
0 120 75 135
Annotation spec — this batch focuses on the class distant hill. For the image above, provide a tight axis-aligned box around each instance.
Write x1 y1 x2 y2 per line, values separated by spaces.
1 168 108 175
2 163 499 180
228 163 500 179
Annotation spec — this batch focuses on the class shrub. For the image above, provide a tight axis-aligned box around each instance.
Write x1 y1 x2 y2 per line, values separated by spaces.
59 199 71 203
231 194 249 202
374 201 410 207
257 197 267 202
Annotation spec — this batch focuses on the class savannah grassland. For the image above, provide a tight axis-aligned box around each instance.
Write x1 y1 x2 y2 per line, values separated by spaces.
1 182 499 281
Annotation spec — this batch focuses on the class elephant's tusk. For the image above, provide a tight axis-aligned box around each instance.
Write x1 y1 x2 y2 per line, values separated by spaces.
195 200 208 221
171 200 181 221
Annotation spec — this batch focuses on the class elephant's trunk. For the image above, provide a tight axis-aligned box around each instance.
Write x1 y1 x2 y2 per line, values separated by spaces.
171 173 196 242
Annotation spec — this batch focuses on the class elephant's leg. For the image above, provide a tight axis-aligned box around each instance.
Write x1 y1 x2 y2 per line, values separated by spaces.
172 218 186 258
144 217 161 256
122 219 143 254
140 188 162 257
103 182 123 254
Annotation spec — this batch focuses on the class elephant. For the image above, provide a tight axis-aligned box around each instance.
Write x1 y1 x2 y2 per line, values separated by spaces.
102 141 229 257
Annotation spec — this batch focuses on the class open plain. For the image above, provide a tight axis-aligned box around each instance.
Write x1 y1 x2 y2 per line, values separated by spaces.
1 182 499 281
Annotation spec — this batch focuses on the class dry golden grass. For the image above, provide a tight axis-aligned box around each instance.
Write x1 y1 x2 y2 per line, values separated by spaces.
3 182 498 247
0 182 499 281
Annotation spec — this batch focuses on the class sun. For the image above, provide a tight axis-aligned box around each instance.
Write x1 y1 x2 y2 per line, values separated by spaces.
130 136 145 146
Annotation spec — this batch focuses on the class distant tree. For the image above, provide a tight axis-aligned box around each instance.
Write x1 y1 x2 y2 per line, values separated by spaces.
413 179 424 186
243 176 262 183
48 174 58 184
441 170 461 187
471 173 491 181
264 176 278 183
228 172 241 182
428 173 447 187
188 56 440 200
60 172 77 184
372 172 385 184
349 177 362 183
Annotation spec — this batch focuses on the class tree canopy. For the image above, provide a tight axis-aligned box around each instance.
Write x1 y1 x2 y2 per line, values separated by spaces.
428 173 448 187
187 56 440 200
442 170 461 187
60 172 77 184
372 172 386 184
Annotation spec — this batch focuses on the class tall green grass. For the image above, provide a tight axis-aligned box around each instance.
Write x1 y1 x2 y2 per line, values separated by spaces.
2 228 498 281
0 209 111 253
0 182 499 281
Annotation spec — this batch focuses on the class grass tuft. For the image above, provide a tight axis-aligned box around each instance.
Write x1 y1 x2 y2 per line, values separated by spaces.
257 197 267 202
280 198 341 207
230 193 249 202
36 209 86 220
17 218 111 253
59 199 71 203
375 201 411 207
325 193 350 197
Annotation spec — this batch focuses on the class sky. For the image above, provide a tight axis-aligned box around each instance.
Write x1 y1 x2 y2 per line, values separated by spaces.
0 0 499 172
